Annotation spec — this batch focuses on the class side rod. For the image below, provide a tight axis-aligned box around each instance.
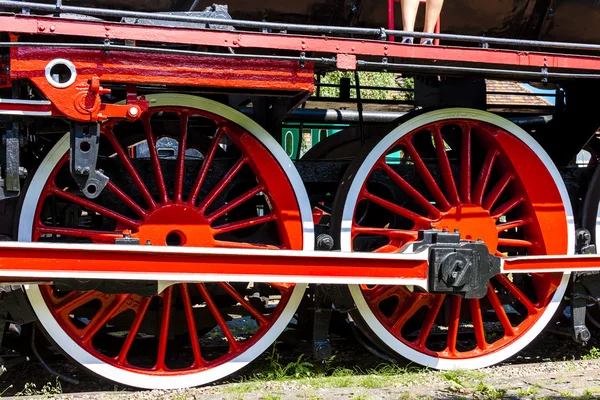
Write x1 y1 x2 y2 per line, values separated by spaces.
0 242 429 286
0 242 599 286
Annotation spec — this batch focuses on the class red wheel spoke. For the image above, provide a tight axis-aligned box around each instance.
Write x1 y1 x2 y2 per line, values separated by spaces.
495 275 538 314
188 127 225 205
498 238 533 248
364 285 410 302
468 298 487 350
391 295 429 333
460 124 472 204
155 286 173 371
214 241 281 250
496 218 532 232
142 117 169 204
472 150 498 207
216 282 268 325
106 181 148 218
179 284 204 367
266 282 294 293
50 290 84 309
55 290 99 313
431 127 460 206
213 214 275 235
446 296 462 354
362 191 431 226
482 173 513 211
486 283 515 337
197 283 240 352
379 161 442 218
174 113 189 202
206 185 263 223
49 186 140 228
491 196 524 220
416 295 445 347
116 297 151 364
198 157 247 213
81 295 130 344
404 141 451 210
37 226 122 243
352 226 419 242
104 128 157 210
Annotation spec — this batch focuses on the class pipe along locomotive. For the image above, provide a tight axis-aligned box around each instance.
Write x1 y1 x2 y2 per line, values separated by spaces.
0 0 600 389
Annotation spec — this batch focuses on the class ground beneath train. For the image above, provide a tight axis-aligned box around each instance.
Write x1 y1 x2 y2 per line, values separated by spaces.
3 324 600 399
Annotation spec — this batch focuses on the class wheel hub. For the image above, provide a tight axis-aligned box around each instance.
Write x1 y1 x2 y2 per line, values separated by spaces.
431 206 499 252
136 204 210 247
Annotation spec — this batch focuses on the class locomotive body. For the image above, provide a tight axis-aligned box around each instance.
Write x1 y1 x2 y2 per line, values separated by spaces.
0 0 598 391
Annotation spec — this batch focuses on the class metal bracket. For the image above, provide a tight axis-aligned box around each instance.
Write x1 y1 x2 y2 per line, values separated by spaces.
69 122 109 199
568 228 596 343
3 122 21 195
418 231 502 299
311 285 333 361
576 229 596 255
571 281 592 344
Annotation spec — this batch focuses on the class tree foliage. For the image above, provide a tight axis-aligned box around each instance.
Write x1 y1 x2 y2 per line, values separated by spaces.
318 71 414 101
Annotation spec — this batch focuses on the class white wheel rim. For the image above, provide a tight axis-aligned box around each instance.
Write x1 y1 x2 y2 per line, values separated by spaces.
341 108 573 370
20 94 313 389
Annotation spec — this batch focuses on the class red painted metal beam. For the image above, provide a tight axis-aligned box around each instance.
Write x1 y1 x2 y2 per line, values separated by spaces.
2 15 600 72
1 241 600 287
503 255 600 273
0 242 429 286
10 47 314 121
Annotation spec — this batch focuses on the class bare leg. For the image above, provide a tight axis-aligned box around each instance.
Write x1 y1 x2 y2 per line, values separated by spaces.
401 0 420 32
424 0 444 34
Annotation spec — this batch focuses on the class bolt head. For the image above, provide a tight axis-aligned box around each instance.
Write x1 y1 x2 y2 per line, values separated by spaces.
128 106 139 118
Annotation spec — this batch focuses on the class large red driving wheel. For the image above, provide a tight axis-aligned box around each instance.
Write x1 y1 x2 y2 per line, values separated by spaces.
332 108 573 369
18 94 312 388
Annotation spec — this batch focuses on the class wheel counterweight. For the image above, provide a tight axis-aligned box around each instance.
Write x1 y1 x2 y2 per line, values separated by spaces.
332 108 573 369
18 94 313 389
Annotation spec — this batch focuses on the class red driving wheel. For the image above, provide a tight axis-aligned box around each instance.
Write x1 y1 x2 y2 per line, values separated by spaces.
19 95 312 388
332 108 572 369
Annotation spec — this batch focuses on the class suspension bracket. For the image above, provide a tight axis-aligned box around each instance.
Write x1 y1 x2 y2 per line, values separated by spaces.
69 122 109 199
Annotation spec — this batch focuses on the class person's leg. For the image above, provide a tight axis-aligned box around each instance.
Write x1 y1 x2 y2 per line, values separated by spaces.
401 0 420 32
424 0 443 34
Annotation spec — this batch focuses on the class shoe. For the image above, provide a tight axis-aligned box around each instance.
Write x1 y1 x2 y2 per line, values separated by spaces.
401 37 414 44
421 38 434 45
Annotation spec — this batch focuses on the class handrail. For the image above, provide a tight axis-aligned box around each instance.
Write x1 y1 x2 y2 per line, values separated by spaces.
0 0 599 53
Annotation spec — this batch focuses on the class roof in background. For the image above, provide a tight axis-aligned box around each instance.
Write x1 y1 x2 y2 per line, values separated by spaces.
487 80 552 106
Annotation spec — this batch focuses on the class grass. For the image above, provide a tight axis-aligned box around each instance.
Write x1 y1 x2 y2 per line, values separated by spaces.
13 377 63 397
222 344 431 394
260 393 282 400
473 382 506 399
441 369 486 389
516 386 538 396
582 346 600 360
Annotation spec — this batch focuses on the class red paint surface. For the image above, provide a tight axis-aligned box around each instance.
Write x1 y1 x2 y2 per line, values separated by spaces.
10 47 314 121
2 15 598 72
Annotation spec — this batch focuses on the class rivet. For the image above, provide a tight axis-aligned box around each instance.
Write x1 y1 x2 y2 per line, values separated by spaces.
50 26 55 32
